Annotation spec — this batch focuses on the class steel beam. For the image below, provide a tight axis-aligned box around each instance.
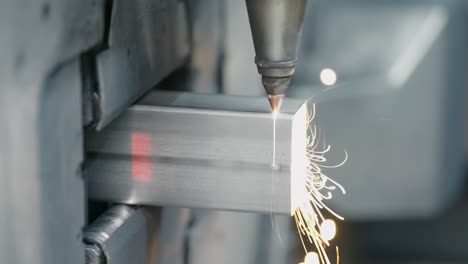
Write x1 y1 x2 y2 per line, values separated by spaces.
0 1 103 263
95 0 189 129
83 205 160 264
86 91 307 215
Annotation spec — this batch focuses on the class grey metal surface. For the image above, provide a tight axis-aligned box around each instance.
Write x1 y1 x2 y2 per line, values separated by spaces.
38 60 88 264
84 205 161 264
154 209 297 264
294 0 454 88
86 91 306 214
0 0 103 264
0 0 103 85
184 0 225 93
157 208 191 264
0 1 103 263
96 0 190 130
188 210 262 264
1 59 89 263
256 215 298 264
224 0 262 96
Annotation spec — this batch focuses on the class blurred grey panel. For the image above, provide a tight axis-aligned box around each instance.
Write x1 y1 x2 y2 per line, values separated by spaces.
288 0 467 219
157 208 191 264
38 60 87 264
0 59 88 263
0 1 103 262
223 0 262 96
188 210 263 264
185 210 297 264
185 0 225 93
297 1 441 84
0 0 104 85
359 201 468 262
255 215 298 264
86 91 306 214
96 0 190 129
84 205 160 264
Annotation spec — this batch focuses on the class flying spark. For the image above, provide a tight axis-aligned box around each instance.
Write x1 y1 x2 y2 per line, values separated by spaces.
293 103 347 264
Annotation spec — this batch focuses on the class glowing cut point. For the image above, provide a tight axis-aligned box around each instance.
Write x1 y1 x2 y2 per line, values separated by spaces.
271 162 280 171
320 219 337 241
304 252 320 264
320 68 337 86
272 110 279 119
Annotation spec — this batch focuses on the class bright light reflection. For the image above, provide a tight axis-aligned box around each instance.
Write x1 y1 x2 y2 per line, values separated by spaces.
305 252 320 264
291 103 308 215
320 68 337 86
320 219 337 241
272 110 279 119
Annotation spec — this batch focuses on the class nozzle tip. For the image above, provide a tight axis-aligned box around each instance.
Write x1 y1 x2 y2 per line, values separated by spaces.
268 94 284 113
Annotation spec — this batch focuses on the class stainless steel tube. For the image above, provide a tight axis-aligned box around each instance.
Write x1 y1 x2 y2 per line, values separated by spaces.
83 205 160 264
86 91 307 215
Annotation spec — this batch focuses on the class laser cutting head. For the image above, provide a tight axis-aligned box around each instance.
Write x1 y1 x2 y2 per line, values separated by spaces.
246 0 308 112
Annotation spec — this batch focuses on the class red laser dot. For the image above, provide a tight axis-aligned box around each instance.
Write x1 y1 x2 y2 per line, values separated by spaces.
131 132 152 182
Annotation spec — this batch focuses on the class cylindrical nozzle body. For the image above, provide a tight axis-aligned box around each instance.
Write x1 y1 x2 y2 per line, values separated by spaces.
246 0 307 79
246 0 308 110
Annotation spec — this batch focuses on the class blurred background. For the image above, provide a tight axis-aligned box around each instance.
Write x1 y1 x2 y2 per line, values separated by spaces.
1 0 468 263
194 0 468 262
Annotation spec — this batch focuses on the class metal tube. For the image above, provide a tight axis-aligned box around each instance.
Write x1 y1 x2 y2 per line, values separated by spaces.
85 91 307 215
83 205 160 264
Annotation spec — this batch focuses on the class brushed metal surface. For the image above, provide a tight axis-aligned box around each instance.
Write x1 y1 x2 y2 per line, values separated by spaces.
0 1 103 262
84 205 160 264
95 0 190 130
86 91 306 214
